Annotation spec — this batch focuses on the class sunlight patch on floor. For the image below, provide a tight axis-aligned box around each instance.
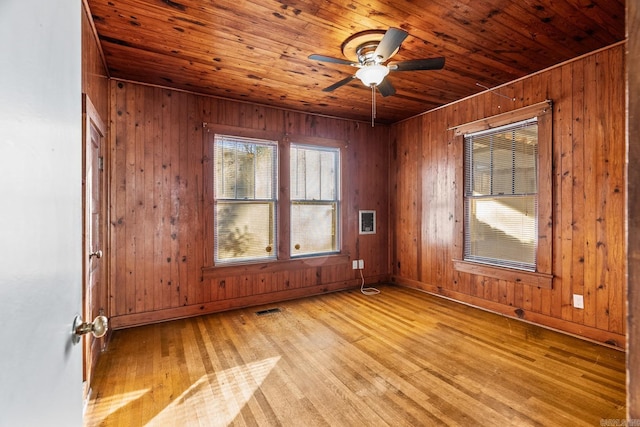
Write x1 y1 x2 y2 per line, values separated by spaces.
148 356 281 426
87 388 149 422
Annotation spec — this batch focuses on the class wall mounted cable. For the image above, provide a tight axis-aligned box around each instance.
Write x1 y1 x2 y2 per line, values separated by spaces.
475 82 516 101
360 268 380 295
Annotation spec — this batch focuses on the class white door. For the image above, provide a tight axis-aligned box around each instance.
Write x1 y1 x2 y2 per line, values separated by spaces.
0 1 83 426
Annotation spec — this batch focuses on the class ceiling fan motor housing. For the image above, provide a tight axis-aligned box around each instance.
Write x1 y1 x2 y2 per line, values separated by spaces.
356 42 385 65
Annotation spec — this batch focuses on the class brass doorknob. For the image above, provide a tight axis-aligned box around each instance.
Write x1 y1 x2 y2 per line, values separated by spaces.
72 315 108 344
89 250 103 259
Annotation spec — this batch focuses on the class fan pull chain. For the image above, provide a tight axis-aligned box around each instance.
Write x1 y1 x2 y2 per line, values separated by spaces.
371 84 376 127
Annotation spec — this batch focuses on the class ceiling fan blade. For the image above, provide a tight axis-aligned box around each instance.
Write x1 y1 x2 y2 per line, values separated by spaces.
374 28 409 62
377 79 396 97
388 57 445 71
309 54 356 66
322 75 356 92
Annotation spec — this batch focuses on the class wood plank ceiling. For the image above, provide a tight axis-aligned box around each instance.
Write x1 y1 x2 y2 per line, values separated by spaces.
87 0 625 124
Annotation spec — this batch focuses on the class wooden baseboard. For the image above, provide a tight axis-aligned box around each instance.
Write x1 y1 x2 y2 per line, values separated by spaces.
110 274 389 329
390 276 625 350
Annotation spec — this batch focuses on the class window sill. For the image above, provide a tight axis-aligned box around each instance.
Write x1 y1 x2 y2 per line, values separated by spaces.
203 254 350 279
452 259 553 289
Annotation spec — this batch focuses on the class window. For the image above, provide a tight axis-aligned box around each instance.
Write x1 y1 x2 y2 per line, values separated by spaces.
214 135 277 263
211 132 344 266
290 144 340 257
452 101 553 287
464 118 538 271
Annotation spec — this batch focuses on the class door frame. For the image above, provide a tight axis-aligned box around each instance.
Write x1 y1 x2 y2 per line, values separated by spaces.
82 93 108 401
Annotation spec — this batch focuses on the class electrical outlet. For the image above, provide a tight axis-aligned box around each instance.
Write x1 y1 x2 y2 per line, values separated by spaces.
358 259 364 269
352 260 358 270
573 294 584 309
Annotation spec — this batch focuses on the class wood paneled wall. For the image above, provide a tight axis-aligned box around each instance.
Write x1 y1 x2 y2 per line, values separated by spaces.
390 43 626 347
108 82 390 328
628 0 640 416
82 2 109 121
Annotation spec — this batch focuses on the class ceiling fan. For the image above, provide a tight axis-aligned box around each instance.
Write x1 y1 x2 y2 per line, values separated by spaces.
308 27 445 98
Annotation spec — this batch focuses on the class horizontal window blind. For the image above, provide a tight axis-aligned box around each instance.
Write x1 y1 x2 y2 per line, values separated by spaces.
214 135 277 263
464 118 538 271
215 135 277 201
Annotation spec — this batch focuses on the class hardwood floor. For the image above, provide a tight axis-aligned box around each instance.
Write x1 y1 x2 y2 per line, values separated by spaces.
85 285 626 426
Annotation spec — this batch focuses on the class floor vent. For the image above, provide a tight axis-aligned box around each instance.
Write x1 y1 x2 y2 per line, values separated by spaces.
255 308 281 316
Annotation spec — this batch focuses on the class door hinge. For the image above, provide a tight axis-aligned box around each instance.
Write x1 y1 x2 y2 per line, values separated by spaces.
98 156 104 171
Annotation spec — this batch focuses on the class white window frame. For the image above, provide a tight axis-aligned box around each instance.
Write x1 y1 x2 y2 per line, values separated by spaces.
289 143 341 258
213 134 278 264
463 118 539 271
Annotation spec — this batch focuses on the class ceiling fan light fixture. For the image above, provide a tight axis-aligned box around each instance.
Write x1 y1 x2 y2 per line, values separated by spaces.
355 64 389 87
